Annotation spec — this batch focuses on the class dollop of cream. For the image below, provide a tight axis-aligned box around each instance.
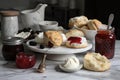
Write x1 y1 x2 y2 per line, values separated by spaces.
61 56 81 70
81 37 88 43
61 33 67 45
34 32 43 44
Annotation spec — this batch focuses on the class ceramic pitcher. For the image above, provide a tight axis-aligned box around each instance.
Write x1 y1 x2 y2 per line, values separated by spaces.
20 3 47 31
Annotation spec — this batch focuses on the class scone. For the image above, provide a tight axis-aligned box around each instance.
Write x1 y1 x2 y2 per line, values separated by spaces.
83 52 111 72
43 30 63 47
79 25 89 30
69 16 89 28
65 29 85 38
87 19 102 30
65 36 88 48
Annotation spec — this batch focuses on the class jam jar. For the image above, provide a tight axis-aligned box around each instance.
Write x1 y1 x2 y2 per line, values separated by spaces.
2 37 24 61
95 29 116 59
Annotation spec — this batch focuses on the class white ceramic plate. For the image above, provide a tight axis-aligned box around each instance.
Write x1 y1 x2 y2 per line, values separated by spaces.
26 39 92 54
59 64 83 73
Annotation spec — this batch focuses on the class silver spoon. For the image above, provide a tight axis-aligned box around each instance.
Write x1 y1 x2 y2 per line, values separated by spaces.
107 13 114 30
37 53 47 73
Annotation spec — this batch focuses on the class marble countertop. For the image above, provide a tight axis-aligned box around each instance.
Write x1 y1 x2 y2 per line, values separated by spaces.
0 40 120 80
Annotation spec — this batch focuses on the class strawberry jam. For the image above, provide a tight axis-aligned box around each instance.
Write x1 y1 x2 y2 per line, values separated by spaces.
95 29 116 59
16 52 36 69
2 37 24 61
68 37 82 44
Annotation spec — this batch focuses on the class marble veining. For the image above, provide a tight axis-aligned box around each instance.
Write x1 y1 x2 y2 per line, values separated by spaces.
0 40 120 80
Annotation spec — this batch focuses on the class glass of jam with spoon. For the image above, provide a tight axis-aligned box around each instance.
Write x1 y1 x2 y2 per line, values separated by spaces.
95 28 116 59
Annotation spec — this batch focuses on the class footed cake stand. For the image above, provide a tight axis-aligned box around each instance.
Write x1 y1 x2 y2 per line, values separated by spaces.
26 39 92 61
47 54 76 61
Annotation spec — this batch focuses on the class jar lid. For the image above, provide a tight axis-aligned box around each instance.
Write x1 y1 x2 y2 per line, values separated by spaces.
0 10 19 16
3 37 24 45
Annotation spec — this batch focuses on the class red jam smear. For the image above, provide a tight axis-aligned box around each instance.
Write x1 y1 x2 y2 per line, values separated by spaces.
68 37 82 44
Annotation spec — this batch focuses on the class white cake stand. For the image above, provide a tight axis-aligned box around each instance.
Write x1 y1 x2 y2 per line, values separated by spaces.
26 39 92 61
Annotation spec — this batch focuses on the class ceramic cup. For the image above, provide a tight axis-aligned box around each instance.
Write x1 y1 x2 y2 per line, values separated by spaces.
39 21 59 31
82 24 108 42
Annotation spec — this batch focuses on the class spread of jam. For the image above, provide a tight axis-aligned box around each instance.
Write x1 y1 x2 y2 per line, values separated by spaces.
68 37 82 44
95 30 116 59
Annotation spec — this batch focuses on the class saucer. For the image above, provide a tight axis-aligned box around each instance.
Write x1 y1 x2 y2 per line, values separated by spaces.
59 64 83 73
39 21 59 31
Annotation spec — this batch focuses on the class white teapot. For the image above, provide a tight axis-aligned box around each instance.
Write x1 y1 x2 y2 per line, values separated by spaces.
19 3 47 31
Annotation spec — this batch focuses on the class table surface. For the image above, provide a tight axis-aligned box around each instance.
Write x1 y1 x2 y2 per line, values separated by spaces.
0 40 120 80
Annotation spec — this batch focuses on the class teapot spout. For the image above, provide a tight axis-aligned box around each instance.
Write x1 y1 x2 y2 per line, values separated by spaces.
36 3 47 22
36 3 47 12
19 3 47 31
21 3 47 14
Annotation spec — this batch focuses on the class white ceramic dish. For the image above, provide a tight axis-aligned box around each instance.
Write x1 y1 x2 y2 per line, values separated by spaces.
59 64 83 73
26 39 92 54
39 21 59 31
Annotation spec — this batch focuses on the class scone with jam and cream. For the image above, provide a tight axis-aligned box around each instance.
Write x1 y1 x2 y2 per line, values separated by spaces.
65 36 88 48
65 29 87 48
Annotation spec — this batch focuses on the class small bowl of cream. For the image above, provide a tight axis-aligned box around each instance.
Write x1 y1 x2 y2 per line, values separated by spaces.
59 56 83 72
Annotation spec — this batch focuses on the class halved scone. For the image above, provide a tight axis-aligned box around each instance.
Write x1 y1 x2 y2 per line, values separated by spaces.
83 52 111 72
43 30 63 47
65 36 88 48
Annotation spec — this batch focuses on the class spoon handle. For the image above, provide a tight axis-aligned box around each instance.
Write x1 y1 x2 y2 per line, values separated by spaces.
37 53 47 73
107 13 114 30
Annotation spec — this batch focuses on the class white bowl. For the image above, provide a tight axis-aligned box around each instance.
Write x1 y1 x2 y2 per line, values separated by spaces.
82 24 108 43
39 21 59 31
83 29 97 41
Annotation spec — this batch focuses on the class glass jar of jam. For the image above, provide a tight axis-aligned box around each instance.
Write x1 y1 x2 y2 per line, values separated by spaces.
95 29 116 59
2 37 24 61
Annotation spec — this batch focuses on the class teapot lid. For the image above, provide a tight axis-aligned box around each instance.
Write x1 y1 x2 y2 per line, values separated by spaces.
0 10 19 16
